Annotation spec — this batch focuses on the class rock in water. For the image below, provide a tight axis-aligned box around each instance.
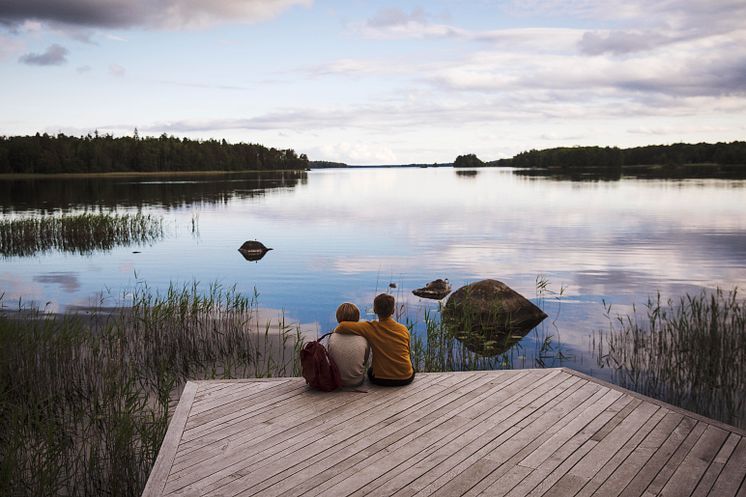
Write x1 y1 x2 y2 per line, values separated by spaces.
412 279 452 300
238 240 272 261
443 279 547 355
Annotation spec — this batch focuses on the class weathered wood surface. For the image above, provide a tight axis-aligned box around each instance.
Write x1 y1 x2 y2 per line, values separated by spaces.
143 368 746 496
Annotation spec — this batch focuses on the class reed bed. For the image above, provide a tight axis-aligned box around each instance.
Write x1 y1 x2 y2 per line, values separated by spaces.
0 283 303 497
0 212 164 257
595 288 746 429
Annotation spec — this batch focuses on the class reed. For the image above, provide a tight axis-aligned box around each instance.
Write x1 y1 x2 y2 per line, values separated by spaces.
0 212 163 257
0 282 303 497
595 288 746 429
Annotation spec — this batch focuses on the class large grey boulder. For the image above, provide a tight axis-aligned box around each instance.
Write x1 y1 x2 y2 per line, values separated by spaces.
443 279 547 355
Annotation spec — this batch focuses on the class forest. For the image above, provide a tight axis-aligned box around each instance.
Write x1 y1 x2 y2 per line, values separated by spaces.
489 141 746 168
0 131 309 174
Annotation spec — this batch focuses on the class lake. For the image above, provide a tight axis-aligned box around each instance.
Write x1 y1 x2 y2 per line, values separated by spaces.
2 167 745 377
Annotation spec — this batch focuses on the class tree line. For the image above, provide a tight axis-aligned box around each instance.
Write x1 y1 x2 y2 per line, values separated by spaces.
0 131 309 174
488 141 746 168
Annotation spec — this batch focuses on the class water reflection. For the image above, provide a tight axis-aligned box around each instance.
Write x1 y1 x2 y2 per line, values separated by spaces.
0 170 307 213
514 163 746 181
1 167 745 378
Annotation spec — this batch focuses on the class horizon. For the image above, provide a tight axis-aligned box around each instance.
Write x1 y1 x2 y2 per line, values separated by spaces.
1 1 745 165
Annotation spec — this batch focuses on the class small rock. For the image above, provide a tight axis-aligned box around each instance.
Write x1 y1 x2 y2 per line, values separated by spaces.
412 279 452 300
238 240 272 262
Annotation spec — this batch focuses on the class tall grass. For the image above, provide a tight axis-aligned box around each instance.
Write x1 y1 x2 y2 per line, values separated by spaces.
596 288 746 429
0 283 303 497
0 212 163 257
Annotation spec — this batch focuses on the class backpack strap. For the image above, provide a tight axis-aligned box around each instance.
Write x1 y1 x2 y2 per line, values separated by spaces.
317 332 333 342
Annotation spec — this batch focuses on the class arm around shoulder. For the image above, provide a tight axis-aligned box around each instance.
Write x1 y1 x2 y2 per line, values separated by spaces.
334 321 371 337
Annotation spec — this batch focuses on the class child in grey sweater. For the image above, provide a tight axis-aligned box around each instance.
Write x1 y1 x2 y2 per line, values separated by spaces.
328 303 370 387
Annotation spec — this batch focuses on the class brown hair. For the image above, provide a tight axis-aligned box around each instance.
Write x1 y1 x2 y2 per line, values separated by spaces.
335 302 360 323
373 293 395 319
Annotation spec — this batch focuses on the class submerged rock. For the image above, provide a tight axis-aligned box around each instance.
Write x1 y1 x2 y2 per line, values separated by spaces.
443 279 547 355
238 240 272 261
412 279 452 300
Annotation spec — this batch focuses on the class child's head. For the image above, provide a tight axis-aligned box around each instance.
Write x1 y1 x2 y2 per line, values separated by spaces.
373 293 396 319
336 302 360 323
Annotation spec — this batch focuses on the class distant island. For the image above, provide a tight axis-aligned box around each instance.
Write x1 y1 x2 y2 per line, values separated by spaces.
481 141 746 169
0 131 309 175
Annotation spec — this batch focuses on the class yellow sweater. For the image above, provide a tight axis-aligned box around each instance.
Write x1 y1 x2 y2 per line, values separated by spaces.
334 317 413 380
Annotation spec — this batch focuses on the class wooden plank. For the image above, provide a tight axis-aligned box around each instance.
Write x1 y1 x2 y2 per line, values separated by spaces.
169 373 454 475
571 406 669 497
190 380 283 407
324 375 575 497
707 436 746 497
638 420 707 496
366 376 597 497
141 381 198 497
657 424 729 496
451 382 607 497
690 433 741 497
541 400 661 495
175 380 372 462
389 371 578 497
406 374 590 497
242 373 531 497
586 410 684 497
499 394 635 497
169 375 450 481
185 380 303 428
616 415 698 497
200 372 513 497
474 389 628 497
163 372 473 495
279 371 562 497
561 368 746 437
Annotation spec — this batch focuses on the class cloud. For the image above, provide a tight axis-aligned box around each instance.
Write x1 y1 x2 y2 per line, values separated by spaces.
578 30 671 55
313 142 398 164
33 272 81 292
0 34 23 59
354 7 464 40
109 63 125 76
18 43 68 65
76 64 91 73
0 0 312 30
354 7 581 49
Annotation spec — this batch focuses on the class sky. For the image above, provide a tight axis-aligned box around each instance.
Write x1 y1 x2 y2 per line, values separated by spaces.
1 0 745 165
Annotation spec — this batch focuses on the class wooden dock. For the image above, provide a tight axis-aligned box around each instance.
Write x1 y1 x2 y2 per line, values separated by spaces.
142 368 746 496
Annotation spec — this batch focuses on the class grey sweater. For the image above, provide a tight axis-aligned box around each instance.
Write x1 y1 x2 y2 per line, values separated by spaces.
328 332 370 387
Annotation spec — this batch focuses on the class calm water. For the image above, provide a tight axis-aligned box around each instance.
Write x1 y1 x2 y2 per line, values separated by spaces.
2 168 745 376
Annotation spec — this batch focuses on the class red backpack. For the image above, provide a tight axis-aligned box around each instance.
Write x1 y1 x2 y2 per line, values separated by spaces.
300 333 342 392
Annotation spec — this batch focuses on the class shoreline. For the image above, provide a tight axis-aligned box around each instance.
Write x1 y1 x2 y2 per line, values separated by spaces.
0 169 307 180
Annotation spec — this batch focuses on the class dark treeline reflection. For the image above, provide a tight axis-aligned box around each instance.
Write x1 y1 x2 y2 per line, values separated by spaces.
0 170 307 213
514 163 746 181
